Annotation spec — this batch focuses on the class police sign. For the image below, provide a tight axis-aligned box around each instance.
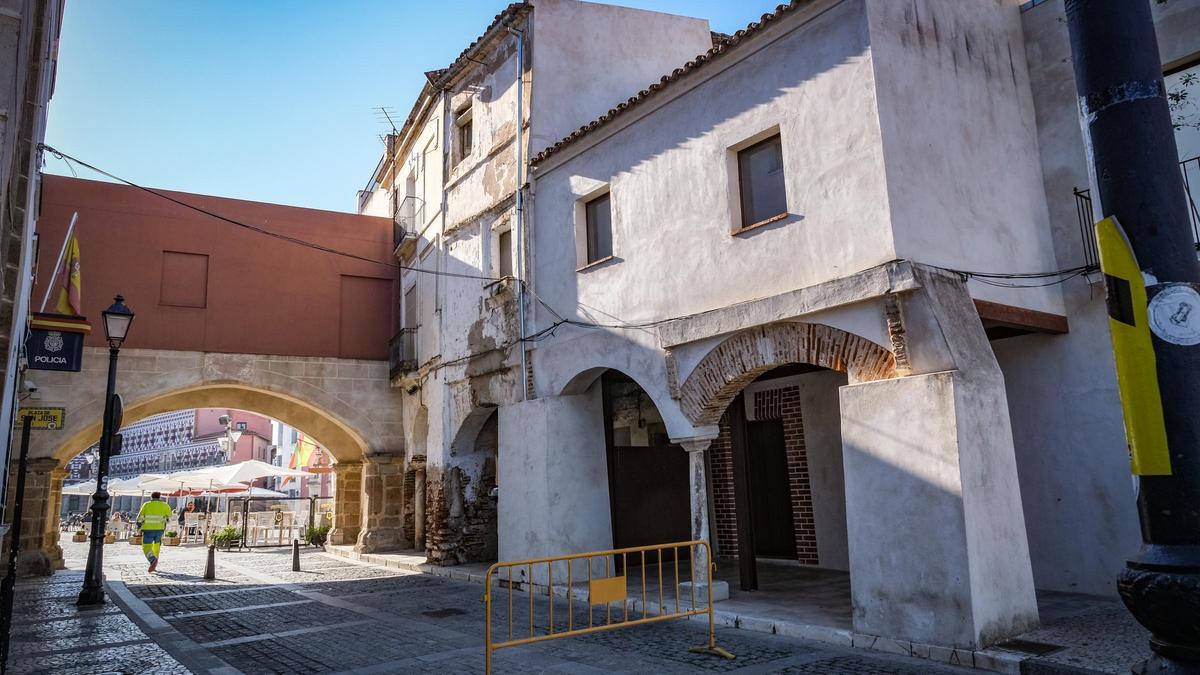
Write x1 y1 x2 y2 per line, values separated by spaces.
27 313 89 373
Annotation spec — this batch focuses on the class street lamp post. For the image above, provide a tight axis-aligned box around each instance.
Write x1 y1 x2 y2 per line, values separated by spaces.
77 295 134 606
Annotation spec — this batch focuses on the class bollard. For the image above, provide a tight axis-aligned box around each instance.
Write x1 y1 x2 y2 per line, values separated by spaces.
292 539 301 572
204 544 216 580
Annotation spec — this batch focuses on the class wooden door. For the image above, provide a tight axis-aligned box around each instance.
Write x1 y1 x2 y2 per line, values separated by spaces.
746 420 796 558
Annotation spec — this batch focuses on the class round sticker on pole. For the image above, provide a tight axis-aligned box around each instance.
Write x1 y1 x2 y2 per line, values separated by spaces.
1148 284 1200 346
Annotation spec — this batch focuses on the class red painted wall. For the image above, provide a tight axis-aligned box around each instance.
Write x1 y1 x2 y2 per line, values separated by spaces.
35 175 397 359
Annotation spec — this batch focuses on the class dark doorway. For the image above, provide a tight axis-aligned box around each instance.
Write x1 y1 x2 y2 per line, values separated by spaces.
602 371 690 569
746 420 796 559
609 445 690 553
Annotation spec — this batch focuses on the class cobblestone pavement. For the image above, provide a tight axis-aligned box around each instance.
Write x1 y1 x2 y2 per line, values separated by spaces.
6 568 189 674
33 539 975 675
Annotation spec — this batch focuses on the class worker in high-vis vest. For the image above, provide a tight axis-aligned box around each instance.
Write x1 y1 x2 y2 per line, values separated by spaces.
136 491 173 573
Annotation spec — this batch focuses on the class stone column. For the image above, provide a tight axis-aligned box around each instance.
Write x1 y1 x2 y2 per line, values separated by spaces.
677 439 728 603
411 456 426 555
355 454 409 553
40 467 68 570
328 460 362 546
3 458 59 576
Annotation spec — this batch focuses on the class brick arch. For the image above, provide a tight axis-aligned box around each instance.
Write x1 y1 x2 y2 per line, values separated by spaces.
680 322 896 425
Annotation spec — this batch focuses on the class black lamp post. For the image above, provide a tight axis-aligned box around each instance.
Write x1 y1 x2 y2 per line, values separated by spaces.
77 295 134 606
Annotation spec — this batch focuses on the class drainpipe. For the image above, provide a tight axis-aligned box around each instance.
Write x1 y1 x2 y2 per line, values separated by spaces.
507 24 528 401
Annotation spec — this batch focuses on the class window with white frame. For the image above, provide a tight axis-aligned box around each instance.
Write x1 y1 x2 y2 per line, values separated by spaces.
454 104 473 166
496 226 514 279
585 192 613 264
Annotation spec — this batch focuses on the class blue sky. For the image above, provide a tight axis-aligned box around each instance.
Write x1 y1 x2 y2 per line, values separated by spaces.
45 1 782 213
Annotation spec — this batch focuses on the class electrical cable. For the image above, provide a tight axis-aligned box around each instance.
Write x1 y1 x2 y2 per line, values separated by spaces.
38 144 501 283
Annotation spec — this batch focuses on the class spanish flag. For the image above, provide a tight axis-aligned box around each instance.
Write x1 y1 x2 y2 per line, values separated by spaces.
53 231 82 316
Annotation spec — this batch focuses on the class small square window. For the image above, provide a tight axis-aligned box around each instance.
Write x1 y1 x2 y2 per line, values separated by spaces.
236 421 247 431
498 229 513 278
737 134 787 228
585 193 613 264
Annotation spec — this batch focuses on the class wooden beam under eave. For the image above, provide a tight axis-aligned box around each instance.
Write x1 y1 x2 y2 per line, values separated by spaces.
974 299 1069 335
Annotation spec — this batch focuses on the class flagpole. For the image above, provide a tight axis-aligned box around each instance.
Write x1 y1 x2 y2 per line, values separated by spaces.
39 212 77 312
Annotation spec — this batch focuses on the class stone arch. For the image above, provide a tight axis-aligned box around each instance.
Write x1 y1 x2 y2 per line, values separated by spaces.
30 348 401 468
430 406 500 564
557 363 697 441
48 383 371 466
679 322 896 426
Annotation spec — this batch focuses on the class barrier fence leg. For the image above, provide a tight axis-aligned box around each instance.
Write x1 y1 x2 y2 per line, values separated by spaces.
688 544 734 661
484 573 493 675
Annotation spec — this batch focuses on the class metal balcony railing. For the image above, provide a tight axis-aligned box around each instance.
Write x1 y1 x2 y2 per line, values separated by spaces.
393 196 424 251
1076 156 1200 268
389 327 418 379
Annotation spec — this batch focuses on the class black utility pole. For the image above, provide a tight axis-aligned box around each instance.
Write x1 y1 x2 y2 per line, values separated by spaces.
1066 1 1200 672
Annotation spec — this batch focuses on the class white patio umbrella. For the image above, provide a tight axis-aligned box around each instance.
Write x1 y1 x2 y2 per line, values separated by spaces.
182 460 313 486
222 486 288 498
61 481 92 496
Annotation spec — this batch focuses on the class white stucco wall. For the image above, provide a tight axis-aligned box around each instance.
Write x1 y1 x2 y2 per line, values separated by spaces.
867 0 1065 317
529 0 712 154
529 0 893 337
498 387 613 572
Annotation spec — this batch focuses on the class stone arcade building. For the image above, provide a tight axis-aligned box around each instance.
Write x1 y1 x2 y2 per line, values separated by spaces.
495 0 1199 655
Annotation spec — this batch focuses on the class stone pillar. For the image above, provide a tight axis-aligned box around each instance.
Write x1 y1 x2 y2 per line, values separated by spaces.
328 460 362 546
411 456 426 555
41 467 67 570
355 454 409 553
3 458 59 576
677 439 728 603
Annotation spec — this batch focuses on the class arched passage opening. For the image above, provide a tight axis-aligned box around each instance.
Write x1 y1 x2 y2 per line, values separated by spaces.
57 405 340 552
599 370 691 564
35 383 377 572
430 407 500 565
677 322 897 629
48 383 370 468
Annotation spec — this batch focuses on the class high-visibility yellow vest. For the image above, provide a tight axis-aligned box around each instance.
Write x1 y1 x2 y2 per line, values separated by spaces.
137 500 173 531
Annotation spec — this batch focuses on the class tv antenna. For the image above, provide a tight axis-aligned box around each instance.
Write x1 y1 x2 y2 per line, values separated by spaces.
374 106 399 136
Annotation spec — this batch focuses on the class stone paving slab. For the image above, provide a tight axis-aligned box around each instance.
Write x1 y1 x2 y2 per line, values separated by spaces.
148 586 302 616
170 601 366 644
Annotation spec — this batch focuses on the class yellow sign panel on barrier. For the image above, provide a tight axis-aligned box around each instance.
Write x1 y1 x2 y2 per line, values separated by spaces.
1095 216 1172 475
589 575 626 605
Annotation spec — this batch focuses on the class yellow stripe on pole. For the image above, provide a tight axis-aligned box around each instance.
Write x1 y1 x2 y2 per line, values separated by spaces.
1096 216 1172 475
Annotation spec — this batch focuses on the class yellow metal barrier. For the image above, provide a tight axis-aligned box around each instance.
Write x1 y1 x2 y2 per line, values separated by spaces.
483 540 734 673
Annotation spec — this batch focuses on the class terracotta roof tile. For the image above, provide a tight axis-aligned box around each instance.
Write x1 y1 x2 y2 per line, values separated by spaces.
530 1 807 166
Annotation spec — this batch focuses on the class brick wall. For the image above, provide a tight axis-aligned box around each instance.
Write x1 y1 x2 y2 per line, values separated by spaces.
779 387 818 565
709 386 819 566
